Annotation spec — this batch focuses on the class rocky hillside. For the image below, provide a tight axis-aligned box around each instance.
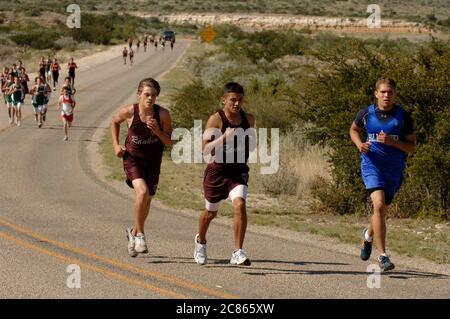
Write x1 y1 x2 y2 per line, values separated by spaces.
149 13 432 33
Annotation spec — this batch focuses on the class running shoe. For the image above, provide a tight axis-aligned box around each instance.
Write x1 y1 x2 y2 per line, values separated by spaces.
360 227 373 261
125 228 138 257
63 136 68 141
194 234 207 265
230 249 251 266
378 255 395 272
135 233 148 253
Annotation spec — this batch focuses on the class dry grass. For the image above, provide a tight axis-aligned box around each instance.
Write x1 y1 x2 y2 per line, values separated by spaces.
251 124 331 200
292 143 330 198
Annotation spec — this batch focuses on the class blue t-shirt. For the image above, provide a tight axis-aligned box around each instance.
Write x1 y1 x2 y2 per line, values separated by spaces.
355 104 414 169
355 104 414 136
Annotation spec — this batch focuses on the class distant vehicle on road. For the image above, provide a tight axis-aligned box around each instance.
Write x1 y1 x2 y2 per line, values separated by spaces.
161 30 176 43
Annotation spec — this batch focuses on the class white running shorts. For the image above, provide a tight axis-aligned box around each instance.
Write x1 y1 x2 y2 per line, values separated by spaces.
204 184 248 211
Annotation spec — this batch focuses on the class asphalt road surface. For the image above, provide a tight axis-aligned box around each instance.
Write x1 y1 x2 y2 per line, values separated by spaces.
0 39 449 299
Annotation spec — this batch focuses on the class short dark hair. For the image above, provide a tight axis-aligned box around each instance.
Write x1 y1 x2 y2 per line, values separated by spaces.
376 77 396 90
137 78 160 95
223 82 244 95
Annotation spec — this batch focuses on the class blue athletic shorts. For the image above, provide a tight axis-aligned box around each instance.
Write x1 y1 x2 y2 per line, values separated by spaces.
361 162 403 205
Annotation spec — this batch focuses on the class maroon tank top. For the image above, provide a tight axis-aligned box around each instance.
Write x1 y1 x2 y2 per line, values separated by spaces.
125 104 164 163
210 109 250 172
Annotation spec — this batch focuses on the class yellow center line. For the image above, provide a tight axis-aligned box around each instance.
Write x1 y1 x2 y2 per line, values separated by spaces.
0 217 239 299
0 231 187 299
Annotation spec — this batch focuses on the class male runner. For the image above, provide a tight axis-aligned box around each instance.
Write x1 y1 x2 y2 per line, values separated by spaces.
349 77 416 271
194 82 256 266
111 78 173 257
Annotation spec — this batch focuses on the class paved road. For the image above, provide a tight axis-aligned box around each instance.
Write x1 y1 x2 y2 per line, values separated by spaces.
0 39 449 299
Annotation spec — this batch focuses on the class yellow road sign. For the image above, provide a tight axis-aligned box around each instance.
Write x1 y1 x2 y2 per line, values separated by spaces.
200 26 218 43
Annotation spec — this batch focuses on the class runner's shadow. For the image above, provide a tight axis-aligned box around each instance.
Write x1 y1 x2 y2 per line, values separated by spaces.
144 256 365 275
205 265 369 276
141 256 450 280
251 259 350 266
142 255 194 264
384 270 450 280
66 126 104 130
205 264 450 279
33 126 60 130
226 268 450 279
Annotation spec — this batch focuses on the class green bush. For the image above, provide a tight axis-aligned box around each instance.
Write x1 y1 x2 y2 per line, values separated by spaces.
23 7 42 17
10 30 60 49
217 29 306 63
72 13 145 44
170 80 222 129
244 75 297 130
438 18 450 27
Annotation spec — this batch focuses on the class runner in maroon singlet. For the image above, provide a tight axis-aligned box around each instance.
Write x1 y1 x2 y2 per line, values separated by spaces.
194 82 256 266
111 78 173 257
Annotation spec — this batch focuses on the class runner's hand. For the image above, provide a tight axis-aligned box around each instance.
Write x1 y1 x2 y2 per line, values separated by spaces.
377 130 392 145
114 145 126 158
147 119 161 135
358 141 371 153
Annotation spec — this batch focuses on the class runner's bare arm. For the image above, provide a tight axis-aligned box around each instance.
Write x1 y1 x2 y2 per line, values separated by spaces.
246 113 257 152
350 122 371 153
247 113 255 128
111 105 133 157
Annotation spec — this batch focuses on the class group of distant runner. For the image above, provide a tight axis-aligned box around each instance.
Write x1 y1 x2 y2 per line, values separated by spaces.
122 35 175 65
1 57 77 140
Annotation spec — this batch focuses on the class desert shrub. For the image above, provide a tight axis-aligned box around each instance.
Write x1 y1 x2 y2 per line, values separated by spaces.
10 29 60 50
170 80 222 129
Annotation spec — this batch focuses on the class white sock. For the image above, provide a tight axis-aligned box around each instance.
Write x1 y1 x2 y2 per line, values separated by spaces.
364 230 373 242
